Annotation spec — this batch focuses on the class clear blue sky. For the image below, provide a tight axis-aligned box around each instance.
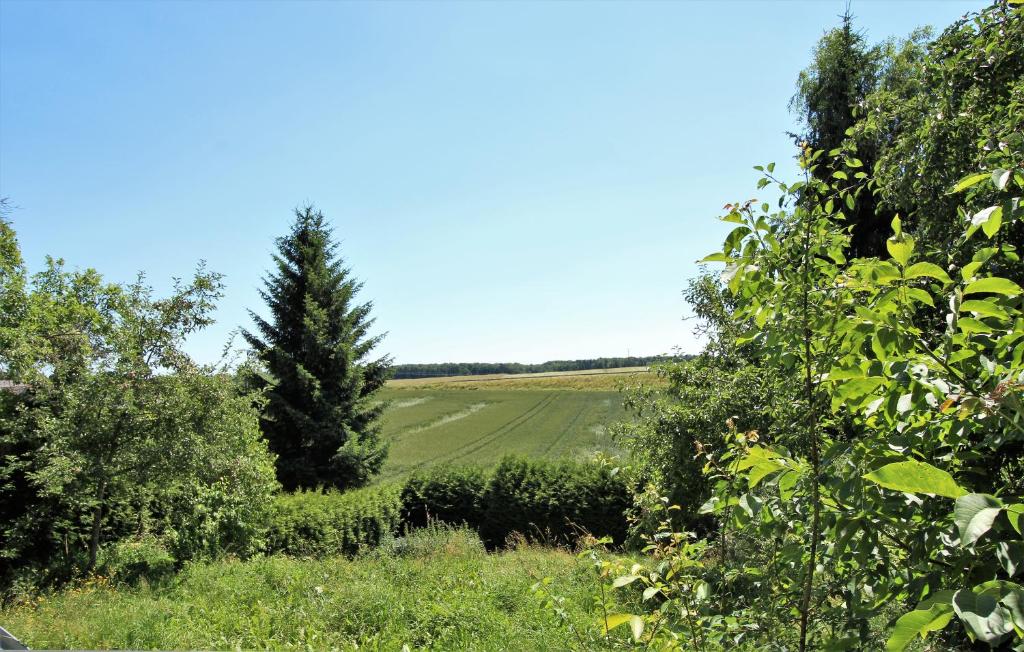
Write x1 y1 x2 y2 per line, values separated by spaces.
0 0 982 365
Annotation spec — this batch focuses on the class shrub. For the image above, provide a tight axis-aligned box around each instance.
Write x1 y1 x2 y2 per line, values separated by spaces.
399 457 630 548
400 465 486 530
96 534 175 585
265 484 402 557
480 456 630 548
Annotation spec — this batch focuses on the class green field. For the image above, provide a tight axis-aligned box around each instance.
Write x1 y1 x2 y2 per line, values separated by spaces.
0 526 635 651
378 386 629 479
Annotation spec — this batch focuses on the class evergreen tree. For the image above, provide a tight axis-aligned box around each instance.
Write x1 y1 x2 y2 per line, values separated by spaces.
243 206 391 491
790 12 894 258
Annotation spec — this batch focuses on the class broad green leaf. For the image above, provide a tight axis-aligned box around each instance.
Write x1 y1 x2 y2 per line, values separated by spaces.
953 588 1016 644
960 300 1009 320
1008 505 1024 534
964 277 1023 297
642 586 660 601
955 494 1003 545
863 460 967 498
700 252 730 263
993 168 1011 190
886 603 955 651
982 207 1003 238
601 613 633 634
905 262 952 284
887 234 915 267
612 575 641 588
958 317 993 335
996 541 1024 577
952 172 990 193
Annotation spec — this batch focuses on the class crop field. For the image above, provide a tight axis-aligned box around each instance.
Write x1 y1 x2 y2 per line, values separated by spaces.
387 366 662 391
377 383 635 479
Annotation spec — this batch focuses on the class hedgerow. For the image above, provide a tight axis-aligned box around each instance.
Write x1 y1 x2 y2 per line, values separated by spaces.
400 456 631 548
265 484 402 557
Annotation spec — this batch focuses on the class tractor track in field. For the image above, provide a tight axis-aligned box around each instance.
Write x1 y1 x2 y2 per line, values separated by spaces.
432 392 560 465
539 400 590 456
389 402 490 443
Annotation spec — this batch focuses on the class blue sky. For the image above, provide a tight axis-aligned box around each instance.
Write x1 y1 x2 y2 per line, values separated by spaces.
0 0 982 365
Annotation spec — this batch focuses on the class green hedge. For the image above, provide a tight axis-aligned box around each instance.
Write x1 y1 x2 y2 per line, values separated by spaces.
400 465 487 530
266 484 402 557
400 456 631 548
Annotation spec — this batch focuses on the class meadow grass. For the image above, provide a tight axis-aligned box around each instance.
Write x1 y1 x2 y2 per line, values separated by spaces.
1 526 630 651
377 388 628 479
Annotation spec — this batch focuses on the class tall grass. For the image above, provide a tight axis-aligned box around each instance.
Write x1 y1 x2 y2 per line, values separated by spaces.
1 526 628 651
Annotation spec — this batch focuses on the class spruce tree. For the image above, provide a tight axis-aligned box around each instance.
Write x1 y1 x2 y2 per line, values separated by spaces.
243 206 391 491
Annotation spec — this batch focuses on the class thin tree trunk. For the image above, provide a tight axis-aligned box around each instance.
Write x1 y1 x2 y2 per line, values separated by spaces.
88 478 107 572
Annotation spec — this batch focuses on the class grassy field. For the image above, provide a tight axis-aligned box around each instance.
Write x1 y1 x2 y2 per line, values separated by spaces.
388 366 661 391
375 367 661 479
378 387 629 479
1 527 632 651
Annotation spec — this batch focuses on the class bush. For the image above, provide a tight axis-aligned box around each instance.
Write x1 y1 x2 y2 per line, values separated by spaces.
480 457 630 547
399 457 631 548
400 465 486 530
97 534 175 585
266 484 402 557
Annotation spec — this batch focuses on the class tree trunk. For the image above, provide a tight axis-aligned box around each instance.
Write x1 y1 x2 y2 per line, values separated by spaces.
87 478 107 572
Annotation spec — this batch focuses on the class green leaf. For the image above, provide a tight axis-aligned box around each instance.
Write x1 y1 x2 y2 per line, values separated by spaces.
886 602 955 651
996 542 1024 577
1008 505 1024 534
959 300 1009 320
887 234 915 267
952 172 990 193
905 262 952 284
964 277 1023 296
700 252 730 263
601 613 634 634
953 588 1017 644
982 207 1003 238
955 494 1003 545
993 169 1011 190
863 460 967 498
642 586 660 601
833 170 848 180
612 575 640 588
958 317 993 335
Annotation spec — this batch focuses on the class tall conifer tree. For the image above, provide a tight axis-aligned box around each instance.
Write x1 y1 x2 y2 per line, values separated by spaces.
244 206 390 491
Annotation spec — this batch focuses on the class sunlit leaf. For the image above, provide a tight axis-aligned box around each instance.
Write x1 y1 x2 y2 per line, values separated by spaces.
955 494 1003 545
863 460 967 498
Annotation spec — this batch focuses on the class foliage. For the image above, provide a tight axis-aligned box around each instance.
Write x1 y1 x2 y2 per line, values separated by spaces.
851 2 1024 268
265 484 402 557
597 133 1024 648
96 534 176 585
0 224 278 589
480 456 631 548
0 529 629 651
244 206 392 491
789 10 909 258
400 464 487 530
613 357 792 536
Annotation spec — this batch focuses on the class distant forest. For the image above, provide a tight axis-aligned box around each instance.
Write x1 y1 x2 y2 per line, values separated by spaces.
391 355 683 379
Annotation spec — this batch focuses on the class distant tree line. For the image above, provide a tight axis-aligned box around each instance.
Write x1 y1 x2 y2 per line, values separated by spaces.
391 355 684 379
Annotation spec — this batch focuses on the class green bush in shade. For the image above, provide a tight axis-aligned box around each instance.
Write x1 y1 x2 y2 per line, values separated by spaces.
479 456 630 548
265 484 402 557
399 456 630 548
400 464 487 530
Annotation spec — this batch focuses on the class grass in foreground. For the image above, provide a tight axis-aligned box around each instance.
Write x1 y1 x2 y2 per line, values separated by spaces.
2 527 627 651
